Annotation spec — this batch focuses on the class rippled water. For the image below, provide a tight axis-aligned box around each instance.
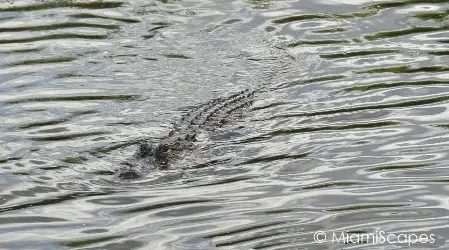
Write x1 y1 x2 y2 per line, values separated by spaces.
2 0 449 249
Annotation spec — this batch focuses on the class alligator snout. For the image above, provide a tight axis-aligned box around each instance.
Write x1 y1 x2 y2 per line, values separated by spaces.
116 162 142 180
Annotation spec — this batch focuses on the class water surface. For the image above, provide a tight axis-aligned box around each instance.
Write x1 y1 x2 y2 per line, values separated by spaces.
1 0 449 249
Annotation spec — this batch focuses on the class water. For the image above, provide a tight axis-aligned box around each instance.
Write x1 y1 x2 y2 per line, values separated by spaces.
1 0 449 249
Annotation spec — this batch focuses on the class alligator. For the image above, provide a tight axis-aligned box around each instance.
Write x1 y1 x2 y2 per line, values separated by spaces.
116 88 257 179
116 45 294 180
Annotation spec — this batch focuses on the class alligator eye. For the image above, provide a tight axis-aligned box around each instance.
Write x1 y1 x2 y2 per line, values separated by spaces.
117 170 141 180
138 143 153 157
186 133 196 140
120 161 133 167
156 144 169 154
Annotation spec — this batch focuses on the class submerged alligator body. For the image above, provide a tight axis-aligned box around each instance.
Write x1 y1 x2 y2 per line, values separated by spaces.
115 43 295 180
116 88 257 179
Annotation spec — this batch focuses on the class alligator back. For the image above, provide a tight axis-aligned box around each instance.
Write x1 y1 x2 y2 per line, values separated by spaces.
116 45 294 180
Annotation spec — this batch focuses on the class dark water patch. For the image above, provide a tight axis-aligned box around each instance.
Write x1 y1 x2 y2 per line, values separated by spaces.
426 178 449 182
365 26 449 41
92 170 115 176
162 53 192 59
121 200 212 214
0 191 112 214
273 14 333 24
0 1 124 12
313 27 347 33
327 204 407 212
82 229 109 234
0 48 43 54
223 18 242 24
29 131 108 142
12 172 31 176
320 49 398 59
0 216 66 225
0 22 120 33
148 26 167 32
106 121 141 126
364 0 449 11
56 73 84 78
304 75 346 83
39 165 67 171
190 159 232 170
60 156 89 164
239 153 309 165
72 110 98 116
438 39 449 43
55 73 105 78
156 0 177 4
0 157 23 164
434 124 449 129
7 94 138 104
63 236 122 248
108 53 138 58
151 21 171 26
19 110 96 129
415 10 449 21
429 50 449 55
358 65 449 74
287 39 351 47
247 58 265 62
346 80 449 91
367 163 430 171
272 10 374 24
264 209 294 214
302 181 361 190
0 33 108 45
8 57 75 66
148 22 171 32
70 13 140 23
142 34 155 39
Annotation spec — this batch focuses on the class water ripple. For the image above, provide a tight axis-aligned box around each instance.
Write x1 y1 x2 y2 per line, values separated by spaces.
1 0 449 249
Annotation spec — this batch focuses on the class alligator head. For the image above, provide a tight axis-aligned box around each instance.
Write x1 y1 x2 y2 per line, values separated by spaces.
115 137 191 180
115 143 168 180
